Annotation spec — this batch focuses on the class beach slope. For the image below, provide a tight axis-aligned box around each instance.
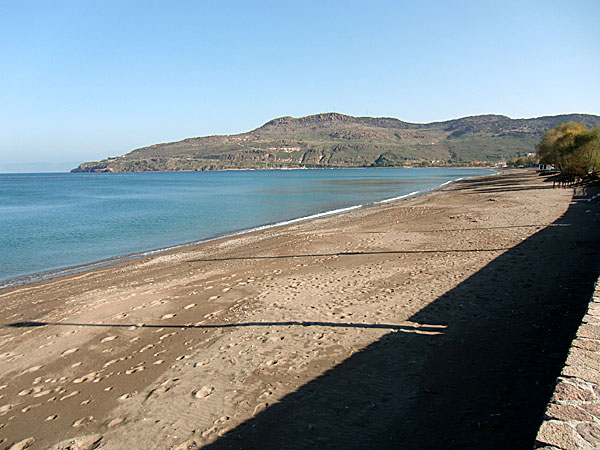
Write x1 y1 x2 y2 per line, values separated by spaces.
1 170 599 449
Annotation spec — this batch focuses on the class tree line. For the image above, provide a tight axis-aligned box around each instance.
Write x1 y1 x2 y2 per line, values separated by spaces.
536 122 600 177
507 155 538 167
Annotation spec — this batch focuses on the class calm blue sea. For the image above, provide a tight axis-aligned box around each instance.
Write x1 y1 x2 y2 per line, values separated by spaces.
0 168 493 287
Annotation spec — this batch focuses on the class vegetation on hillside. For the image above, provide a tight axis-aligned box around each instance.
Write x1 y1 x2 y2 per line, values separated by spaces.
507 155 538 167
536 122 600 176
72 113 600 172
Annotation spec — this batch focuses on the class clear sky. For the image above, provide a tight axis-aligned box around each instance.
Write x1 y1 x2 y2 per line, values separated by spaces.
1 0 598 172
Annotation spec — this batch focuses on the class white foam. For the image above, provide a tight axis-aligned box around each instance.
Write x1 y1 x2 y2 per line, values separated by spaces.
1 170 497 289
231 204 364 234
439 179 453 187
375 191 420 204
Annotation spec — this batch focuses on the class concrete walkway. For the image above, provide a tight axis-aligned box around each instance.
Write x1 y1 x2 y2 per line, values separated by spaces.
536 280 600 449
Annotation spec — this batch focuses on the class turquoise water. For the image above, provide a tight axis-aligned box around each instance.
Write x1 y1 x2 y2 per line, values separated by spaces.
0 168 493 287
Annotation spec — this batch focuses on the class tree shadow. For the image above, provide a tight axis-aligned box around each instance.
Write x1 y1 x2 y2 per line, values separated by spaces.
201 192 600 449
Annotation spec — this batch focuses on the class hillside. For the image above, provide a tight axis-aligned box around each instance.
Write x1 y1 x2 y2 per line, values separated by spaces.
72 113 600 172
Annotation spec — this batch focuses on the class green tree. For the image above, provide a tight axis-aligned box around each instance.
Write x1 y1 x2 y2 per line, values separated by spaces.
507 155 538 167
535 122 600 176
574 127 600 174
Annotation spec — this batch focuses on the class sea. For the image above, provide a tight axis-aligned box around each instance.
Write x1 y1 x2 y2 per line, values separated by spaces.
0 168 494 287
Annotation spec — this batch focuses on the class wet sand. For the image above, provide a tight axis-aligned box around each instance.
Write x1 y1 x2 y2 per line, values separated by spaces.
1 170 599 449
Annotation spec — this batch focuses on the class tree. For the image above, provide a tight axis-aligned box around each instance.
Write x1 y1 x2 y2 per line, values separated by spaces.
574 127 600 175
535 122 600 176
507 155 537 167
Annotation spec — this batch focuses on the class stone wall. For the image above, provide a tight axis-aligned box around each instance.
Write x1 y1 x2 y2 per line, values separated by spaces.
535 281 600 449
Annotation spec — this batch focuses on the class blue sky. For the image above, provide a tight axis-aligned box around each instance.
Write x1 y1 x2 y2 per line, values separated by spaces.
1 0 598 172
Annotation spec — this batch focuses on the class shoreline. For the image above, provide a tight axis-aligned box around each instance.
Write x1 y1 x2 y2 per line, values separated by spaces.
70 164 500 174
3 169 591 449
0 169 498 290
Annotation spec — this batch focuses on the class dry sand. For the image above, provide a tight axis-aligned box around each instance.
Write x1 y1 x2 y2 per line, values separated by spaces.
1 170 599 449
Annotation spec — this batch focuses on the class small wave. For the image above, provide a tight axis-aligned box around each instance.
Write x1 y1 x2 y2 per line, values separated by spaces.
230 205 364 235
1 169 497 290
374 191 420 204
0 204 364 289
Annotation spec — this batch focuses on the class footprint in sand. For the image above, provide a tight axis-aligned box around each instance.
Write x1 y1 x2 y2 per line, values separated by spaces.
21 403 41 413
48 434 103 450
202 427 217 438
125 365 145 375
253 402 269 416
32 389 52 398
73 372 97 384
6 437 35 450
72 416 94 428
147 386 168 399
173 439 199 450
193 386 214 399
0 404 15 415
214 416 230 425
106 417 125 428
21 365 42 375
61 348 79 356
203 310 222 319
160 332 176 341
60 391 79 401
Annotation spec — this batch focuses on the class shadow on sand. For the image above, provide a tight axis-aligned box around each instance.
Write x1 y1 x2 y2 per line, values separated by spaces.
185 248 509 264
5 320 445 335
199 190 600 449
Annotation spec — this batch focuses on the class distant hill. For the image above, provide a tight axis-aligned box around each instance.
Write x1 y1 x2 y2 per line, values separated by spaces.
72 113 600 172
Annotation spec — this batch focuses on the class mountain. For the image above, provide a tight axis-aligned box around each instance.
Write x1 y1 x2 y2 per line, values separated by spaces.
72 113 600 172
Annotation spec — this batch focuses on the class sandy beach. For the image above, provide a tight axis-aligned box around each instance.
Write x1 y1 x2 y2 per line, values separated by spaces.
1 170 599 449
